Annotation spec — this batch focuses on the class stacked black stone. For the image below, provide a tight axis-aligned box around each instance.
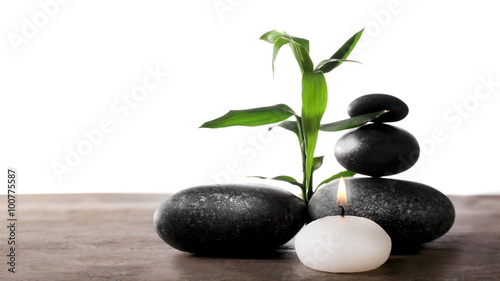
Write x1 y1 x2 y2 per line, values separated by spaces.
336 94 416 177
309 94 455 249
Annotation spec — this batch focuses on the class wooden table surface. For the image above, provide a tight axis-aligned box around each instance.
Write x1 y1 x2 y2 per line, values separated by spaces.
1 194 499 280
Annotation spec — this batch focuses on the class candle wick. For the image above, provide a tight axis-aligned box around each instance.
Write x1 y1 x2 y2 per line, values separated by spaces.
338 206 345 218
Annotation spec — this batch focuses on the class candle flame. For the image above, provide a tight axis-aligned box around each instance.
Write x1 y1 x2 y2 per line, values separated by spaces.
337 176 347 206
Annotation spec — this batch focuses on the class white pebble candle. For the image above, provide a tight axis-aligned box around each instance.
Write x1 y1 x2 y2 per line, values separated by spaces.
295 177 391 273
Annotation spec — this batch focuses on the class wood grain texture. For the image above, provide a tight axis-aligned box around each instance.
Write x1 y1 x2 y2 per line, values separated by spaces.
1 194 499 280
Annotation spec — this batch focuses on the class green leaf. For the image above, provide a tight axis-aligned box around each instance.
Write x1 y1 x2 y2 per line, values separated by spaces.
312 156 324 172
317 29 364 73
315 58 362 72
200 104 296 128
251 175 303 188
270 117 305 156
315 171 356 191
260 30 314 75
270 120 299 136
272 37 313 75
301 71 328 197
259 30 309 52
319 110 388 132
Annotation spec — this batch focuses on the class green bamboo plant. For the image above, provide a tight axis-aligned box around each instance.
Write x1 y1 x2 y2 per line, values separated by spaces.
201 29 387 203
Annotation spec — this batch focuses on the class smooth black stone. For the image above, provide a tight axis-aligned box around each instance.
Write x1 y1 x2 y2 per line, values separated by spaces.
348 94 409 122
308 178 455 247
153 184 308 254
335 123 420 177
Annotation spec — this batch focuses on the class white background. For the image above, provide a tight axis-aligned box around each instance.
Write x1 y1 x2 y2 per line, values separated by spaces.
1 0 499 195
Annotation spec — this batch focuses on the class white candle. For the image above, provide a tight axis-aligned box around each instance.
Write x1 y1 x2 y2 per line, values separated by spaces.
295 177 391 273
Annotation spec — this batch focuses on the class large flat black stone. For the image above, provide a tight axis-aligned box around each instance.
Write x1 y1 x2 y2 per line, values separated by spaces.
308 178 455 247
154 184 308 255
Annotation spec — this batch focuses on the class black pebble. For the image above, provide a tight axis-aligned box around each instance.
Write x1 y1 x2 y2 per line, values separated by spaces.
348 94 409 122
153 184 308 255
335 123 420 177
308 177 455 248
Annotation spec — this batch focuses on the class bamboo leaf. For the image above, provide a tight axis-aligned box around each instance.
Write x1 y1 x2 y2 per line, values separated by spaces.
200 104 296 128
315 59 362 72
251 175 303 188
318 29 364 73
270 117 305 159
272 37 313 75
312 156 324 172
269 120 299 136
315 171 356 191
319 110 388 132
260 30 309 52
301 71 328 197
